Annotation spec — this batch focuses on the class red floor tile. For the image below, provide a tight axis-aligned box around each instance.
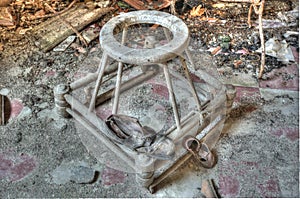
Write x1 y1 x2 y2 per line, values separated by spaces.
259 63 299 91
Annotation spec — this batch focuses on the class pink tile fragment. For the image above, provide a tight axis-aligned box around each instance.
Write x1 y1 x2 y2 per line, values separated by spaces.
9 154 37 182
101 166 126 186
0 154 13 179
219 175 240 197
151 83 169 99
219 161 281 197
0 152 37 182
10 99 24 118
258 179 281 198
259 63 299 91
45 70 56 78
234 86 261 103
271 127 299 142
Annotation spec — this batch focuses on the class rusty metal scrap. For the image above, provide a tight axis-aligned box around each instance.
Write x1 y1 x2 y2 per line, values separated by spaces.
183 135 216 168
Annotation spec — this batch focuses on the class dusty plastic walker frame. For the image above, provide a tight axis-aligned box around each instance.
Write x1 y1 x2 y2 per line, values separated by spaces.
54 10 236 193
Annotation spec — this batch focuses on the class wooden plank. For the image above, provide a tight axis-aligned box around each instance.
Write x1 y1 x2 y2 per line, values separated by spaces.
27 5 113 52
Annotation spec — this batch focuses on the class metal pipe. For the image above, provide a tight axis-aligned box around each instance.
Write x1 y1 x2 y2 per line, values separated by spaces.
167 111 200 141
70 62 128 91
89 53 109 111
185 49 196 69
70 73 98 90
179 56 202 111
0 95 4 125
112 62 123 114
163 27 172 42
112 26 127 114
96 69 158 106
161 64 181 131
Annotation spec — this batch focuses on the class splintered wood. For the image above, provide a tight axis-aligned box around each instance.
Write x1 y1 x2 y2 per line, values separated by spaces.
27 6 113 52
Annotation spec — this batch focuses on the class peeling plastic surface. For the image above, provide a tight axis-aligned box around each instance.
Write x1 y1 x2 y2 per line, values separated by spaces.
257 37 295 63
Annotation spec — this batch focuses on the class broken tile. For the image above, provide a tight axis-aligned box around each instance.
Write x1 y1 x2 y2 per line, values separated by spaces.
50 161 96 185
70 166 96 184
259 63 299 91
220 71 259 88
10 99 24 119
101 166 126 186
259 87 299 101
219 175 240 197
82 24 101 44
0 152 37 182
234 86 261 104
270 127 299 142
219 161 281 197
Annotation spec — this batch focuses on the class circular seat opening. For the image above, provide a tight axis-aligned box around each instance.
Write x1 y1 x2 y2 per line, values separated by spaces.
113 23 174 50
100 10 190 64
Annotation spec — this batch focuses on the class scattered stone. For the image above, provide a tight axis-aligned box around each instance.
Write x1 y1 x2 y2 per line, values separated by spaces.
0 88 10 96
70 166 96 184
8 67 23 77
17 106 32 119
50 161 97 185
52 119 67 131
37 102 49 109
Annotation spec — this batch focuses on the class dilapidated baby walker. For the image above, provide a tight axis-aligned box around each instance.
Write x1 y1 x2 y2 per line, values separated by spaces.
54 10 236 193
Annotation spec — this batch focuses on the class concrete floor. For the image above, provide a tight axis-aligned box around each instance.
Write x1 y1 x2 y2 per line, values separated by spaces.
66 47 300 197
0 43 299 198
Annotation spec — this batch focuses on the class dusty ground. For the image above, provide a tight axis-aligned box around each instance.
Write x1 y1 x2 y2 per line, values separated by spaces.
0 0 299 197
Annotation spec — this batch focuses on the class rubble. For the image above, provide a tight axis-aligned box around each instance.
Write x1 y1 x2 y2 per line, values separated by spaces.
50 161 97 185
0 7 14 26
28 6 114 52
263 37 295 63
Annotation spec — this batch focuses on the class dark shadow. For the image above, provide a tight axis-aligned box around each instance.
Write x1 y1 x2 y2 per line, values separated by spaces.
1 95 11 125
